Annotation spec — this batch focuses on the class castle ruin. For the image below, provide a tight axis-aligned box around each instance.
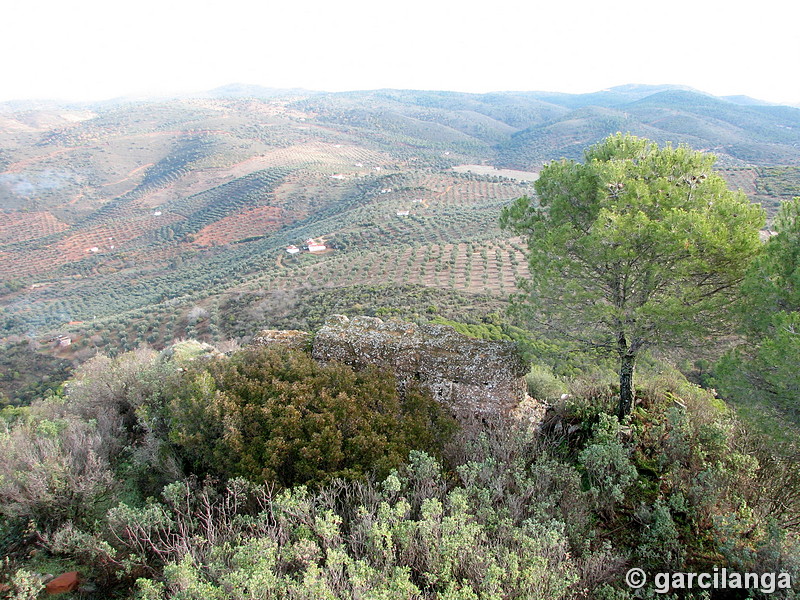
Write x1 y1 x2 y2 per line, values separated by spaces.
253 315 529 418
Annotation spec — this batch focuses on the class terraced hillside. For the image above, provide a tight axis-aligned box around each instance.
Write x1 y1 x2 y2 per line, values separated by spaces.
1 86 799 402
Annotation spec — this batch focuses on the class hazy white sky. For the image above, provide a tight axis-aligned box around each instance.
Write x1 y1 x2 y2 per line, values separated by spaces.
3 0 799 104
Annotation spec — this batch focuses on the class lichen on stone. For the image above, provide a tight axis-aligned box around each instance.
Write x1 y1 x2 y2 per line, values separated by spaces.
310 315 528 418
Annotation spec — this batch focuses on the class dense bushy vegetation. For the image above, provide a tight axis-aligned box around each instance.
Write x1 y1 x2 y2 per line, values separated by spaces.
166 346 455 487
1 335 798 598
715 198 800 433
0 343 454 519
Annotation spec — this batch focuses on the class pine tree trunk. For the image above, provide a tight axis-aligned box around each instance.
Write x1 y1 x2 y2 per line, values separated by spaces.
618 352 636 419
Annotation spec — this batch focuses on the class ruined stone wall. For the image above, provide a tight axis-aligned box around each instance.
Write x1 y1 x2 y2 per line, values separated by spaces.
310 315 528 418
250 329 312 351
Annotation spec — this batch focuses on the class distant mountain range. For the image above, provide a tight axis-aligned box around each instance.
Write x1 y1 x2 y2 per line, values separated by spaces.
4 83 799 167
280 84 800 167
104 82 796 167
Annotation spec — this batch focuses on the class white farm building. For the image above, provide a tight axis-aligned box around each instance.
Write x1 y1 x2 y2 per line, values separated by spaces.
306 239 327 253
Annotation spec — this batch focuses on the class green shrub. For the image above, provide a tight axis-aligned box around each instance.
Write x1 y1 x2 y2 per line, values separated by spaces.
0 415 116 528
125 454 584 600
635 499 685 569
166 346 457 488
525 364 567 401
578 414 637 518
6 569 44 600
564 369 618 421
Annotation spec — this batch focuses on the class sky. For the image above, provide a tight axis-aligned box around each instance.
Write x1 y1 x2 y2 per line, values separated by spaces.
2 0 799 105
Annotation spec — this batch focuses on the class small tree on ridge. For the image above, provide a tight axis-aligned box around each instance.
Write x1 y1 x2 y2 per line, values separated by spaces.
501 133 764 418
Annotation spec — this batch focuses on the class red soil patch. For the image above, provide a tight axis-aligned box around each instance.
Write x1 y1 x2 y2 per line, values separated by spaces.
0 212 184 278
0 211 69 244
193 205 285 246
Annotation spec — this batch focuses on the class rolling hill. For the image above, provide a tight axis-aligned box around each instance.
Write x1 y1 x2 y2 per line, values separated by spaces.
1 84 799 403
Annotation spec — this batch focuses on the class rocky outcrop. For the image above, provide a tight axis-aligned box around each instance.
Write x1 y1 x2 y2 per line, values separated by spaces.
251 329 312 351
310 315 528 418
